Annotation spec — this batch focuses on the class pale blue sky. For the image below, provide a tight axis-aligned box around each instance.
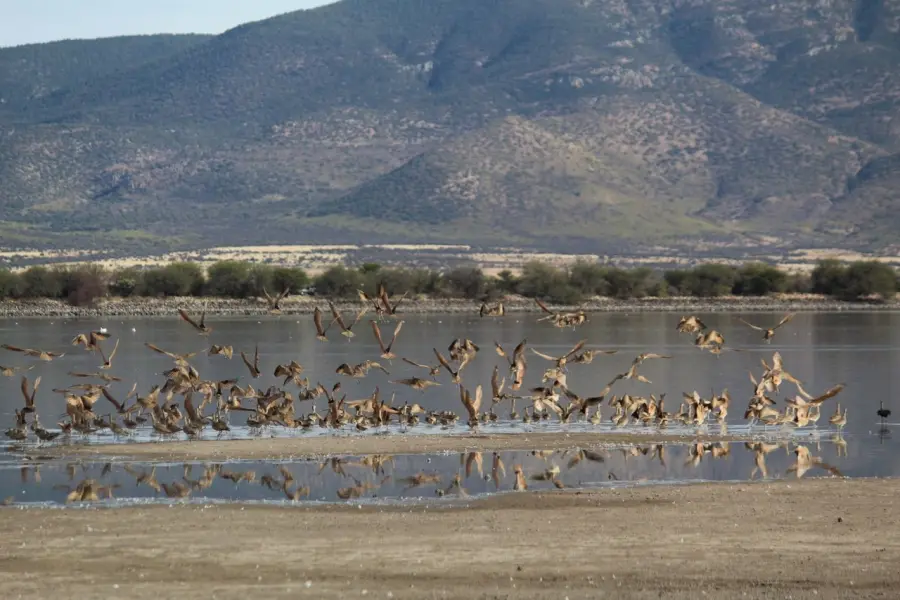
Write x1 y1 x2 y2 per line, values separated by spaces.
0 0 334 48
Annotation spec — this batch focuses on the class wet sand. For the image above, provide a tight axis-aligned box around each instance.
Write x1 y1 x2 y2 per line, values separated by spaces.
35 430 761 461
1 478 897 599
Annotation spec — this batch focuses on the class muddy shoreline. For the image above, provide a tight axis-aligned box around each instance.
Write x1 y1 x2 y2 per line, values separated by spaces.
28 430 769 462
0 294 896 318
1 479 897 599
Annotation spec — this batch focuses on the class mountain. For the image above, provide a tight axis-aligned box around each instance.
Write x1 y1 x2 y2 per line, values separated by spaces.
1 0 899 254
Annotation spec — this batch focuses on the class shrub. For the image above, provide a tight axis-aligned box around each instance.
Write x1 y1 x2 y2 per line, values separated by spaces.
839 261 897 301
442 267 487 299
20 266 63 298
59 265 107 306
568 261 610 297
734 262 787 296
0 270 22 298
242 264 275 298
681 264 738 297
140 262 205 296
206 261 251 297
271 267 309 294
810 259 847 296
314 266 363 298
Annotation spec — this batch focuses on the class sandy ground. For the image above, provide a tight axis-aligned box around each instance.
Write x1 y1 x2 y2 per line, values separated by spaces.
0 478 897 599
37 431 757 462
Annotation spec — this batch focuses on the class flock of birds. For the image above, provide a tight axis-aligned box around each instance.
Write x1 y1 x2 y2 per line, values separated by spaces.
7 439 846 505
0 285 890 447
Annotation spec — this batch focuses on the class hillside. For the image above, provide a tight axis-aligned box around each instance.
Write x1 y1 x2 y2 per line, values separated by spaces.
1 0 899 253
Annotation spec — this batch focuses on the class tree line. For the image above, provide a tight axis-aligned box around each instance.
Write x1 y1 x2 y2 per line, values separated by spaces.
0 259 896 307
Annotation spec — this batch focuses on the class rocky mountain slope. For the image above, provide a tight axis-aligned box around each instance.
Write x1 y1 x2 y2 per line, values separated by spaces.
1 0 898 253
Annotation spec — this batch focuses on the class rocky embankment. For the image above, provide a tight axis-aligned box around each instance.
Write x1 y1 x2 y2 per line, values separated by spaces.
0 294 894 318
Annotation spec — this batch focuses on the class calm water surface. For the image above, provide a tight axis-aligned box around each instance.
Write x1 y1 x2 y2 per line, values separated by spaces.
0 312 897 506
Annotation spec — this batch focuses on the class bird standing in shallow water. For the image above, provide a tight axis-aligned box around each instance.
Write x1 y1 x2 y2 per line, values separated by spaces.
877 400 891 424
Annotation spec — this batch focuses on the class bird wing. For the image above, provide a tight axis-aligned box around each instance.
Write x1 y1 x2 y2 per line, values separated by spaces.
738 317 765 332
328 301 348 331
809 383 845 406
144 343 176 359
494 341 507 357
433 348 456 375
564 339 588 359
101 388 124 411
20 376 31 406
178 309 203 330
389 320 404 348
240 351 256 376
402 357 431 370
370 320 388 353
313 307 330 336
774 313 796 330
1 344 26 354
512 339 527 361
534 298 553 315
101 338 120 365
491 365 502 398
350 306 369 328
531 348 557 361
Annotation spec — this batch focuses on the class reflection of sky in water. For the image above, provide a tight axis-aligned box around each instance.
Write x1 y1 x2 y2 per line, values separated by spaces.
0 312 898 506
1 434 897 507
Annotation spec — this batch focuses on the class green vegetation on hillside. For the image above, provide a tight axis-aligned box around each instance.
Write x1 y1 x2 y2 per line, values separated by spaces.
1 260 896 307
1 0 899 250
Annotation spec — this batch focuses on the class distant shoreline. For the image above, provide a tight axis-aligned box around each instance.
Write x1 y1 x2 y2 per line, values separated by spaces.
0 294 896 318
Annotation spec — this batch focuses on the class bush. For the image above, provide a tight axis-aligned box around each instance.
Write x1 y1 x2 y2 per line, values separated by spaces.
20 266 63 298
140 262 205 296
840 261 897 301
442 267 487 299
58 265 107 307
494 269 519 294
568 261 610 297
810 259 847 296
109 267 141 297
314 266 363 298
679 264 738 297
0 270 22 298
271 267 309 293
733 262 787 296
242 264 275 298
206 261 251 297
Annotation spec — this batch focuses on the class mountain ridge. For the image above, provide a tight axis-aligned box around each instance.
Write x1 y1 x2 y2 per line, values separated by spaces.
1 0 899 253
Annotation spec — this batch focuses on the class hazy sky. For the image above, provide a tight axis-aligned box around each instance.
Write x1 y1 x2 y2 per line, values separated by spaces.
0 0 334 48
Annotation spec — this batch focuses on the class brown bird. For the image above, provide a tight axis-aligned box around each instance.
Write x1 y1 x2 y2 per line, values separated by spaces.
313 306 334 341
479 302 505 317
676 315 707 333
240 345 261 378
434 347 470 384
262 286 290 314
391 377 441 391
2 344 64 361
531 339 587 369
513 465 527 491
99 338 119 370
371 320 404 360
401 357 441 380
459 383 483 428
145 343 198 365
0 365 33 377
378 284 408 316
496 339 528 391
20 374 41 413
71 330 110 351
738 313 795 343
178 308 212 335
208 344 234 359
329 301 367 338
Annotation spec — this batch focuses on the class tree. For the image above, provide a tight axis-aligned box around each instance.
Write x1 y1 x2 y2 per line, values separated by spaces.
313 266 363 298
682 264 738 297
206 261 251 297
734 262 787 296
140 262 204 296
443 267 487 299
0 270 22 298
810 259 847 296
271 267 309 294
839 261 897 301
20 266 63 298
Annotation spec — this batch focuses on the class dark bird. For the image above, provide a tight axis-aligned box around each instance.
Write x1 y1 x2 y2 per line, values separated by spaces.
178 309 212 335
878 400 892 424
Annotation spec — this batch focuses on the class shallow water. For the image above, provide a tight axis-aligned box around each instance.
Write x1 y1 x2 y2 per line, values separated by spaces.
0 312 898 505
0 434 894 507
